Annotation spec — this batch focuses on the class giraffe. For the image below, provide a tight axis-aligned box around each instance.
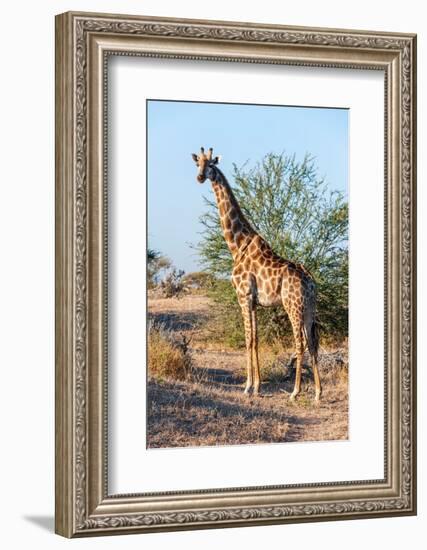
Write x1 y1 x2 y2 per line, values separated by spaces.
192 147 322 401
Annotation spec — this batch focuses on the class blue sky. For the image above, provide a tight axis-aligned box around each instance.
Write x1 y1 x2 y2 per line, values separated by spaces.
147 100 348 273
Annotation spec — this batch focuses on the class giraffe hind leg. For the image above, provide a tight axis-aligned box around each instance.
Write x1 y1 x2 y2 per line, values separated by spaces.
312 355 322 401
289 321 304 401
251 308 261 395
304 317 322 401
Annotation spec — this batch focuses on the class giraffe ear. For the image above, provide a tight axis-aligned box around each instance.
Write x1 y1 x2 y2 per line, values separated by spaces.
213 156 221 164
191 153 199 162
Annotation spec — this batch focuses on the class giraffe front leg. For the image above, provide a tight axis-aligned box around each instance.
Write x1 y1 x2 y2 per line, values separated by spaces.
239 299 254 395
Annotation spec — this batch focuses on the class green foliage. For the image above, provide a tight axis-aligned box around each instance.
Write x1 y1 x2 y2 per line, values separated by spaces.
205 278 245 348
196 152 348 346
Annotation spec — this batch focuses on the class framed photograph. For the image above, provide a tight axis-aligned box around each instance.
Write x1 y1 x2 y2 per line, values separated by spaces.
55 11 417 537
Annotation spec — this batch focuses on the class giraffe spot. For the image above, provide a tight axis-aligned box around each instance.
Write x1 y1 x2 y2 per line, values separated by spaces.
236 233 244 247
232 221 242 233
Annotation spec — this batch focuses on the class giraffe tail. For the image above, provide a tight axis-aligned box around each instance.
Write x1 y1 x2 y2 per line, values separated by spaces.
303 319 320 361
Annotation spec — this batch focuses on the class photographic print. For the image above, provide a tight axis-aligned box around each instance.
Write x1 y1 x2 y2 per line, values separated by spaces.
147 99 349 449
56 12 416 536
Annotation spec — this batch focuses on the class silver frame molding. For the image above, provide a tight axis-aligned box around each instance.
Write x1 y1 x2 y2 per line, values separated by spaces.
55 11 417 538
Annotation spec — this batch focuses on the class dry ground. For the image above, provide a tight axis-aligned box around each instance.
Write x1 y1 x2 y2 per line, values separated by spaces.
147 293 348 449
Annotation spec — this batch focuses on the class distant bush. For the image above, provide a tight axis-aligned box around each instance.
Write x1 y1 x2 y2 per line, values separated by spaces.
148 322 192 380
181 271 215 291
160 268 186 298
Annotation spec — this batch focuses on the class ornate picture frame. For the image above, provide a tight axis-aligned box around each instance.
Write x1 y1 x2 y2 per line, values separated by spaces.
55 11 417 537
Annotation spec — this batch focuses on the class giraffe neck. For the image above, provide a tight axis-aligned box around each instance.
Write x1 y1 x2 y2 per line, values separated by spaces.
211 169 255 260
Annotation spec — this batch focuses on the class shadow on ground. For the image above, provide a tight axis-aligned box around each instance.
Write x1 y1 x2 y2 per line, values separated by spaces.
147 379 321 448
148 311 204 331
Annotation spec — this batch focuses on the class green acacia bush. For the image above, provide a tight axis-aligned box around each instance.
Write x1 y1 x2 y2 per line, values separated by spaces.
196 152 348 347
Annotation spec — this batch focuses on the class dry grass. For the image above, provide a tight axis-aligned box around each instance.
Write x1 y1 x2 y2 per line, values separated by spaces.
147 292 349 449
147 322 191 381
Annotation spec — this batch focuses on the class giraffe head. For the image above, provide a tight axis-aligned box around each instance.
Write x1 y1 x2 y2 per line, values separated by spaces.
191 147 221 183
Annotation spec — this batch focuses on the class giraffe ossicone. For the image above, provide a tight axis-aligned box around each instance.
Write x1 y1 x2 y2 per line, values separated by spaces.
191 147 321 401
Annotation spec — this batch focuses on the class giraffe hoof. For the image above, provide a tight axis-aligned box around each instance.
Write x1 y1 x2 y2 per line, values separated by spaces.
244 387 252 395
289 392 297 402
315 393 321 403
